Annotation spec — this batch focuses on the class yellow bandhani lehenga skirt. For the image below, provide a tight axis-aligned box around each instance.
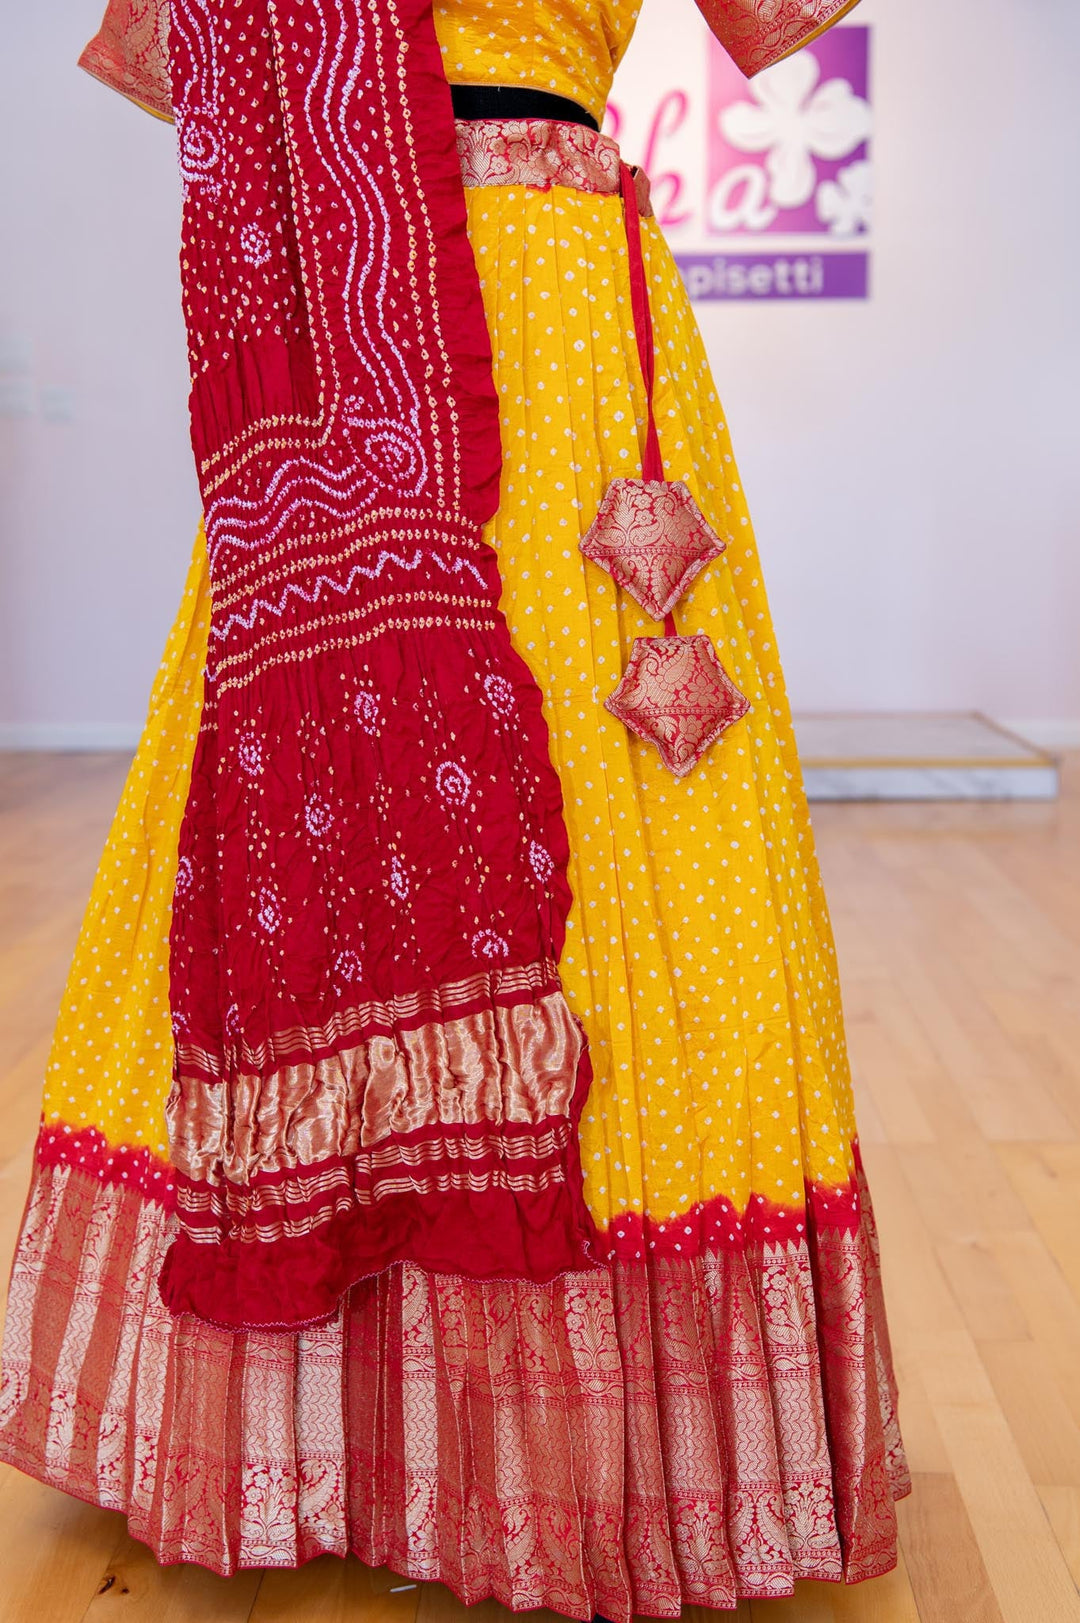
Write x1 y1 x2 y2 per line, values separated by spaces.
0 0 907 1614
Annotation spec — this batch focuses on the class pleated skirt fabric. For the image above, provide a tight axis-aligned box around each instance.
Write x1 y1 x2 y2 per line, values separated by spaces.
0 177 908 1615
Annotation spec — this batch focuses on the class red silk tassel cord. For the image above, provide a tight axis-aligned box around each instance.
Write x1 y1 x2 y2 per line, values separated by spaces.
619 165 678 640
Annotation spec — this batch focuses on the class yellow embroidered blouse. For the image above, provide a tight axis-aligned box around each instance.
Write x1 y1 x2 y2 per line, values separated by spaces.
433 0 643 125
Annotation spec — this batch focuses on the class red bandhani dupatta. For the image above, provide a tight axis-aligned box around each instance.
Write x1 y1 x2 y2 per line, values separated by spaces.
154 0 597 1331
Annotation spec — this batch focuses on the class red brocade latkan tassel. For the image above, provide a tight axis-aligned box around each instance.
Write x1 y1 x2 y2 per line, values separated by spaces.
581 162 749 778
580 476 726 621
607 632 751 779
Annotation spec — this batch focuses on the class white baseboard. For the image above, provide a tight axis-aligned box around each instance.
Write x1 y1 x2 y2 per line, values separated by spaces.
996 719 1080 751
0 723 141 751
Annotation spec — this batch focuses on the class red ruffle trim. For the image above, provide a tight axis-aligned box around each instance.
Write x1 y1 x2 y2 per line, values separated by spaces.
400 0 503 523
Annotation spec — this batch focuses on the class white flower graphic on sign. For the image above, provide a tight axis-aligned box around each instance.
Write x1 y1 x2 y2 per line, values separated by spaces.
719 50 872 212
816 158 873 237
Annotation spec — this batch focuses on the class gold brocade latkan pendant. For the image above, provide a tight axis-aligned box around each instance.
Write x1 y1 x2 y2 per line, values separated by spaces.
579 164 749 778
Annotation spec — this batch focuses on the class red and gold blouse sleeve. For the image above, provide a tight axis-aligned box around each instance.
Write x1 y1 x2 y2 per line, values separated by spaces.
78 0 173 122
694 0 862 78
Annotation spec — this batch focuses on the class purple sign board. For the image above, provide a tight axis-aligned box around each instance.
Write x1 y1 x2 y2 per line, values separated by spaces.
677 251 868 302
705 27 871 238
679 26 871 301
608 23 873 302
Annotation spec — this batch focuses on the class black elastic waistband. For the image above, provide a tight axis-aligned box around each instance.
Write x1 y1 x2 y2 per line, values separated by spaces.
450 84 600 133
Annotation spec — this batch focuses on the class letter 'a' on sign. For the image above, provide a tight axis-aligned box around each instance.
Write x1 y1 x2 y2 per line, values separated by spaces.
698 23 872 300
609 12 873 303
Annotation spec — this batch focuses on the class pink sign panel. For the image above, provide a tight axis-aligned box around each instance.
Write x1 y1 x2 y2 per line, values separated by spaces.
675 25 872 299
706 26 871 238
677 251 868 301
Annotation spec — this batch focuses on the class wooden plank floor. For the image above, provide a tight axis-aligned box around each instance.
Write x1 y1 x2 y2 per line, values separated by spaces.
1 749 1079 1623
